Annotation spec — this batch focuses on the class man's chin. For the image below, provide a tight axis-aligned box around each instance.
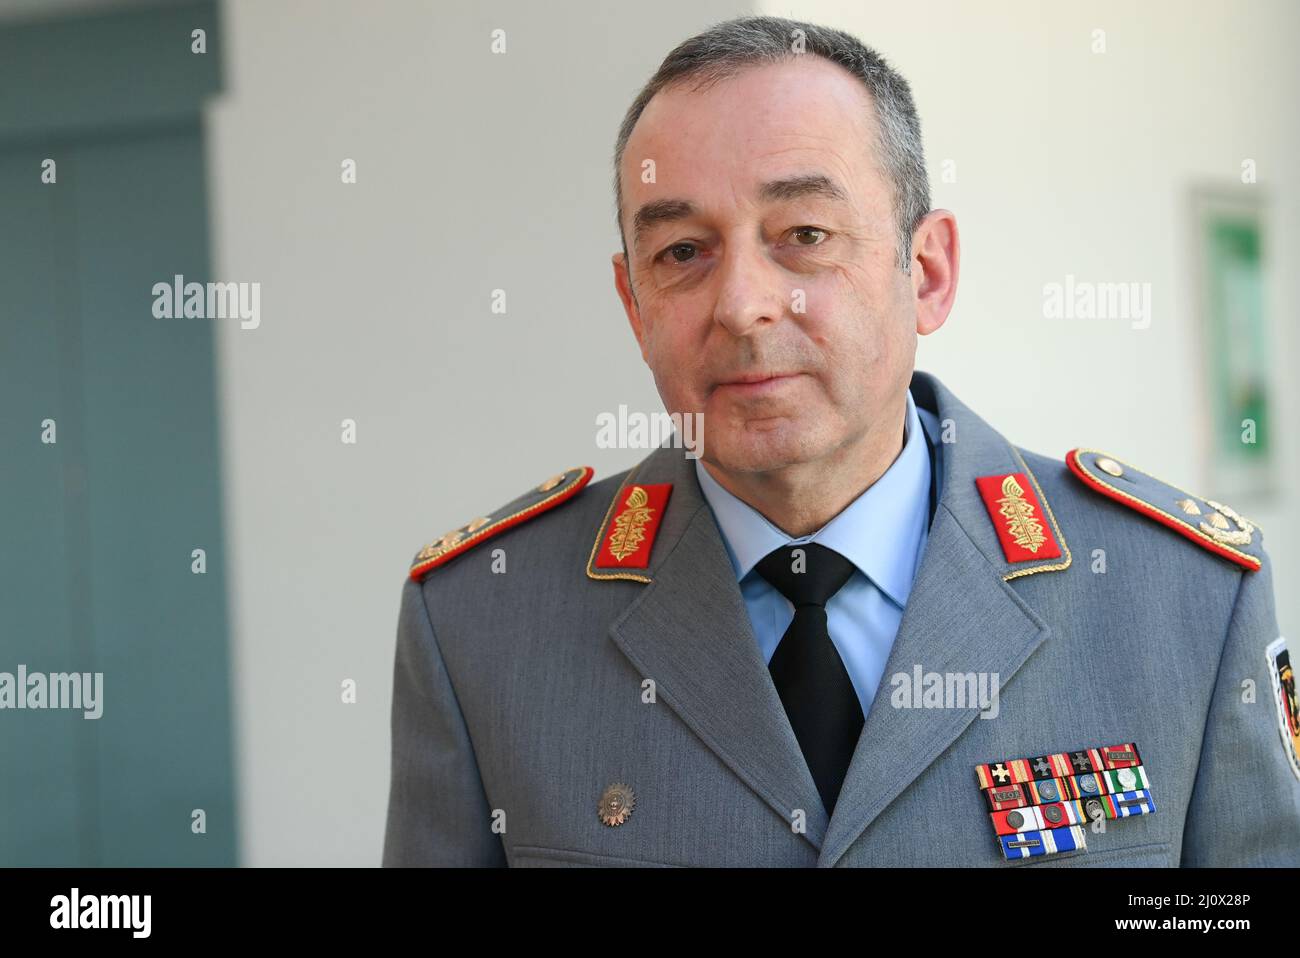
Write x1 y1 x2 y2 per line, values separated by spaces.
702 430 828 476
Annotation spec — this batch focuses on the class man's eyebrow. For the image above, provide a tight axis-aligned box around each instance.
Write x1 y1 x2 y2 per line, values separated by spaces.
757 173 849 205
631 173 849 250
632 199 697 249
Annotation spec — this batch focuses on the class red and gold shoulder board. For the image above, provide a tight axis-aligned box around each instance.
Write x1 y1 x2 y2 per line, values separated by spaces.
409 466 593 580
1066 448 1263 572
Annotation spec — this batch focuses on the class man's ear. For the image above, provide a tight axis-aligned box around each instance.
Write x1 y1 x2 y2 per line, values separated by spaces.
612 251 649 361
909 209 960 337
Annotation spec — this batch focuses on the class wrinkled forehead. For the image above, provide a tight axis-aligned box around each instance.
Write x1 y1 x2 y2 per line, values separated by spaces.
619 58 883 239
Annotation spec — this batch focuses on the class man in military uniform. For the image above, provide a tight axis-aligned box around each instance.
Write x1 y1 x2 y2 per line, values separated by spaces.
382 16 1300 867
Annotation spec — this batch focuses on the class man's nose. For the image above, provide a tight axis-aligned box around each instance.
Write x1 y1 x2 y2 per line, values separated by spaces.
711 240 786 337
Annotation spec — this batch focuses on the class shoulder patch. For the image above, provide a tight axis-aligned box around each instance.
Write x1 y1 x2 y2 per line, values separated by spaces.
1265 637 1300 782
1065 448 1262 572
409 466 593 580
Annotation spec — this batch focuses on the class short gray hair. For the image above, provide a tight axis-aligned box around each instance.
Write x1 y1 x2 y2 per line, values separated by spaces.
613 15 930 277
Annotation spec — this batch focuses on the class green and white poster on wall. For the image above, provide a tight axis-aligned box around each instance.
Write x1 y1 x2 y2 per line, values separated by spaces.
1192 186 1274 501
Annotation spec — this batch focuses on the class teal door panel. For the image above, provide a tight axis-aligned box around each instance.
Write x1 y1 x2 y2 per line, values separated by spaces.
0 147 85 866
0 1 235 866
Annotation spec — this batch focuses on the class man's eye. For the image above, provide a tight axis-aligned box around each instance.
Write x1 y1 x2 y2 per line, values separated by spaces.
789 227 827 246
657 242 698 265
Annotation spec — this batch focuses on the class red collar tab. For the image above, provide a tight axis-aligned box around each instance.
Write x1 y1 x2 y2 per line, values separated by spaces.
1065 448 1262 572
409 466 593 580
593 483 672 572
976 471 1063 564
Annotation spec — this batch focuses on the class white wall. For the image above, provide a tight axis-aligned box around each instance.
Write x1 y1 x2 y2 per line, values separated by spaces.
207 0 1298 865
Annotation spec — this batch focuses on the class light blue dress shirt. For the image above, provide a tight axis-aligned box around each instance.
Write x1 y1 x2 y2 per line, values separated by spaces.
694 388 942 718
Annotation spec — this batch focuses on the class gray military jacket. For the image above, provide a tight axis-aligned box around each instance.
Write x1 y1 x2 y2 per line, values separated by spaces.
382 369 1300 867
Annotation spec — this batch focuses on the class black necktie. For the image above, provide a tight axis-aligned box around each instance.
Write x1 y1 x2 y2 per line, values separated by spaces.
755 542 862 816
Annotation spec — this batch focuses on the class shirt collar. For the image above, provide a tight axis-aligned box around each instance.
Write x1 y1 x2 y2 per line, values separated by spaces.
694 387 935 608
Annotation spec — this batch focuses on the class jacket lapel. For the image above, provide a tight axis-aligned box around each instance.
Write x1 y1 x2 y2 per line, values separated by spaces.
815 371 1072 866
603 444 831 851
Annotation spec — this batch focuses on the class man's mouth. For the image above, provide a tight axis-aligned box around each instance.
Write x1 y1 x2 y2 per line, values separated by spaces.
712 372 804 397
